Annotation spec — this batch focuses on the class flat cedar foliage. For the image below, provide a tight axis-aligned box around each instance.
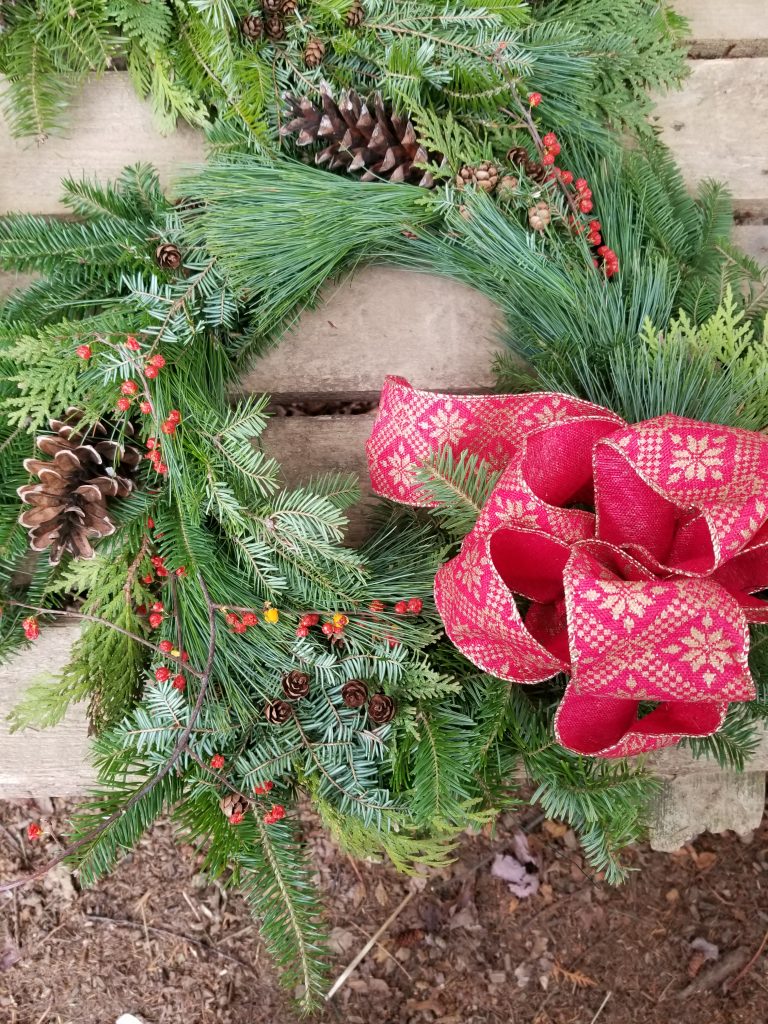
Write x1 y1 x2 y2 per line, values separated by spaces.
1 0 768 1013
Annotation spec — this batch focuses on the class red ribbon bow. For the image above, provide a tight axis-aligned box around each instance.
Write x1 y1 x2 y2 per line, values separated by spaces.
367 377 768 758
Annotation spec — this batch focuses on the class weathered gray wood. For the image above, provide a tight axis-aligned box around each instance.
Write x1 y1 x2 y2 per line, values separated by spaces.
653 60 768 213
649 771 766 852
734 224 768 265
244 268 503 400
676 0 768 40
0 74 205 216
0 625 93 796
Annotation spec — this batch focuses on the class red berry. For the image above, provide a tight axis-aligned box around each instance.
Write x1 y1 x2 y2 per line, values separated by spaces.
241 612 258 627
369 600 386 613
229 811 244 825
548 142 561 156
264 780 274 792
147 517 155 528
575 178 588 191
159 640 173 653
155 565 169 577
528 92 542 106
296 625 310 638
27 823 43 841
172 674 186 691
149 612 163 628
560 170 574 185
175 566 186 577
22 616 39 640
156 463 169 475
406 598 424 614
152 601 164 612
146 438 158 451
587 232 602 247
147 354 166 369
155 666 171 682
386 635 398 649
121 380 139 396
225 613 240 627
300 613 320 627
394 601 408 615
589 219 601 231
116 397 132 412
135 604 147 615
139 401 152 414
579 199 593 213
597 245 609 257
144 365 159 379
181 651 189 663
125 335 141 351
151 554 164 567
232 621 248 635
542 132 558 147
211 754 225 769
541 152 555 166
76 344 92 360
161 421 176 435
168 409 181 424
321 621 335 636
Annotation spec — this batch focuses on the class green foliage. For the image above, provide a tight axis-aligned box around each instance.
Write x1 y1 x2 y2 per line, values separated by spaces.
415 445 501 539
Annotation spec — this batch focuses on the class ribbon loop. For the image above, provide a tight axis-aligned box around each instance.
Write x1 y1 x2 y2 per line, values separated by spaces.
367 378 768 758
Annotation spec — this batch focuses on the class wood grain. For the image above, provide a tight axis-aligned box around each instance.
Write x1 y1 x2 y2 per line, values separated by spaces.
0 74 205 216
676 0 768 40
242 267 503 400
653 60 768 213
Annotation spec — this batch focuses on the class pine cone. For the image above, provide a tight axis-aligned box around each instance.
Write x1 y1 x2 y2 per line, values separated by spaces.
281 0 298 14
345 0 364 27
155 242 182 270
282 670 310 700
18 411 140 564
506 146 529 167
241 13 263 38
497 174 519 199
456 162 498 193
265 699 293 724
220 793 251 819
304 38 325 68
506 147 546 183
281 85 440 187
368 692 396 724
341 679 368 708
528 202 551 232
264 13 284 39
262 0 282 10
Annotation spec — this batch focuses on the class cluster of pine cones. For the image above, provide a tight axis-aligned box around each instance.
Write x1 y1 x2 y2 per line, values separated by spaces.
241 0 364 63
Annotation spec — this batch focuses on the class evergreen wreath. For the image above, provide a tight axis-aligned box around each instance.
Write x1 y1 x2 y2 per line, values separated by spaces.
1 1 767 1014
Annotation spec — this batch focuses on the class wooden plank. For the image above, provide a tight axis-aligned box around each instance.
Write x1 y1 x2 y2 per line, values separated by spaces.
0 74 205 216
733 224 768 264
243 267 503 400
0 270 35 299
653 60 768 213
676 0 768 40
0 625 93 796
648 771 766 852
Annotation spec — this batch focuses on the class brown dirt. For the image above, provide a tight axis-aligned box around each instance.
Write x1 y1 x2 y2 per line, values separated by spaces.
2 798 768 1024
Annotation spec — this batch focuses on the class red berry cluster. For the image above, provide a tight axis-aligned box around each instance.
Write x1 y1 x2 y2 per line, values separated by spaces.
225 609 259 635
296 611 351 641
161 409 182 436
211 753 225 769
263 804 286 825
145 437 169 476
540 131 561 167
76 344 92 360
144 353 166 380
584 219 619 278
22 615 39 640
528 92 542 107
394 598 424 615
253 779 274 795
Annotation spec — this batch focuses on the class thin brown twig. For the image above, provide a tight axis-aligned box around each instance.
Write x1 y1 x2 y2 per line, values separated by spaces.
0 573 217 895
123 534 150 604
84 913 257 975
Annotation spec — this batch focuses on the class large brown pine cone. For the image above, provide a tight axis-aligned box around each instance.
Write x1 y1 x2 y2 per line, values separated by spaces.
345 0 364 27
18 411 140 564
241 14 263 38
282 670 310 700
265 699 293 724
155 242 182 269
368 692 396 724
264 13 285 39
341 679 368 708
281 85 441 187
281 0 298 14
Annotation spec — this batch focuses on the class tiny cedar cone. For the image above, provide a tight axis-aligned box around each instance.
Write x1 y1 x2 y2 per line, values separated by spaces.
368 692 396 724
345 0 364 26
341 679 368 708
282 670 310 699
155 243 182 269
241 14 263 38
304 38 325 68
265 699 293 724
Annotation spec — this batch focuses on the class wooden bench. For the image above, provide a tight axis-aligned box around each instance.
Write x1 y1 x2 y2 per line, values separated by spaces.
2 1 768 852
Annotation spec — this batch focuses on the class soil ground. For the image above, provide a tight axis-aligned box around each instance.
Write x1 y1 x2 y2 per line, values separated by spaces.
2 798 768 1024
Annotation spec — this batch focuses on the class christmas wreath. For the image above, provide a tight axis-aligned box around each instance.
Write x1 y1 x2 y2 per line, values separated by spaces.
1 1 768 1012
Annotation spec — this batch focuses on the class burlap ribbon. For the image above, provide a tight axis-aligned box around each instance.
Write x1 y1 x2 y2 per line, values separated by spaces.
367 377 768 757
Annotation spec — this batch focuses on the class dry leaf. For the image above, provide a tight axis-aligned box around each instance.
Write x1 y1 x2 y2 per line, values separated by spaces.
552 961 597 989
695 851 718 872
490 832 540 899
542 820 568 839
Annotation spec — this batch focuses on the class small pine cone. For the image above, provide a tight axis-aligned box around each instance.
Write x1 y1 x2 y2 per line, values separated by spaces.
345 0 364 27
220 793 251 819
155 242 182 270
262 0 282 10
394 927 425 949
506 146 529 166
304 38 325 68
497 174 519 199
264 13 285 39
473 161 498 193
282 670 310 700
524 159 547 184
368 692 396 724
241 13 263 39
528 201 551 232
281 0 298 14
341 679 368 709
265 699 293 724
455 164 475 190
